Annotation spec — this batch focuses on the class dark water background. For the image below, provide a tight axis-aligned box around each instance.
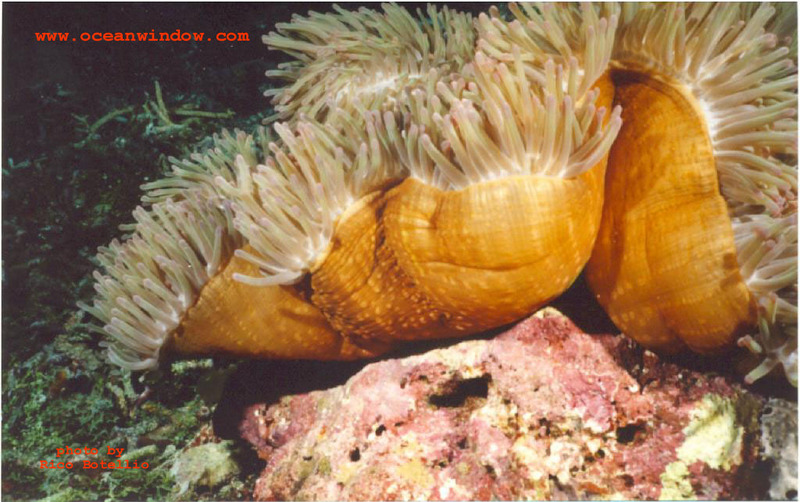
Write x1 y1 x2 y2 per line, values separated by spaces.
3 3 275 367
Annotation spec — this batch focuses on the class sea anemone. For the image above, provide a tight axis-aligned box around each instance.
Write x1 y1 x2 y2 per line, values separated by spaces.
78 3 797 388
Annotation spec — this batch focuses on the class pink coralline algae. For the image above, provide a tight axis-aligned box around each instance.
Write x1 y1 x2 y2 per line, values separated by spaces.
240 308 770 500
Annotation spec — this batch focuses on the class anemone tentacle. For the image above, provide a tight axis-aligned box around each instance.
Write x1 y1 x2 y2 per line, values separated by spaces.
139 127 274 205
734 212 799 385
263 4 476 126
388 49 622 190
741 2 798 62
78 190 242 369
476 3 619 97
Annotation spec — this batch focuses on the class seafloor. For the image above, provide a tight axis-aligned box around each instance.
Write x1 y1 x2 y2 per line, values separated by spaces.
3 4 294 499
1 3 796 501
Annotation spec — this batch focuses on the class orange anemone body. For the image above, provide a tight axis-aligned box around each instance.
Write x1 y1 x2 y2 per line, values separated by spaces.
171 244 393 361
381 168 605 333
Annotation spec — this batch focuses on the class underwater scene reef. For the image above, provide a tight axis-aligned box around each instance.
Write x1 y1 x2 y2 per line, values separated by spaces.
2 2 797 501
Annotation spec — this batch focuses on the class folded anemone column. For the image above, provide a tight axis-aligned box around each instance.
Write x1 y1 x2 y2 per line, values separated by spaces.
371 6 623 334
492 3 797 385
594 3 797 386
215 114 417 348
75 187 373 369
480 2 798 386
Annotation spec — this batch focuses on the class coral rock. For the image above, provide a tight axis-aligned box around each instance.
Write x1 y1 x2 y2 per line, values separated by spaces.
242 308 773 500
170 441 240 497
759 398 798 501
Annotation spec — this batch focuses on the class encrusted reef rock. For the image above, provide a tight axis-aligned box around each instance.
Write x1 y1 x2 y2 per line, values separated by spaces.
759 398 798 500
241 308 776 500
